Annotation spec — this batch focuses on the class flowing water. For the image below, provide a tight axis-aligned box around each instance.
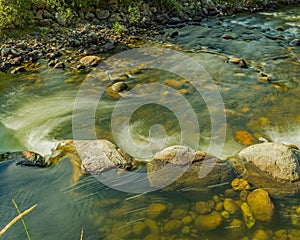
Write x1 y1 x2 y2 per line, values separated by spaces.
0 5 300 240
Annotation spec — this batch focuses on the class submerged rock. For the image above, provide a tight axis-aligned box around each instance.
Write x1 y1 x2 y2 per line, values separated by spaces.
223 198 240 215
51 139 133 183
241 202 255 228
194 211 223 231
164 219 182 233
229 142 300 196
74 140 133 174
147 145 236 191
147 203 167 219
0 151 47 167
247 189 275 223
238 142 300 181
231 178 250 190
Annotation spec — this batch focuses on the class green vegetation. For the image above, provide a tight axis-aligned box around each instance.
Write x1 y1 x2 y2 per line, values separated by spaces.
12 199 32 240
112 21 124 34
0 0 189 29
128 4 141 23
0 0 108 29
0 0 296 30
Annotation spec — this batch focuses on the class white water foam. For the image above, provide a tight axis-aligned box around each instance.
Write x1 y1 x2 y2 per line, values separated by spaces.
0 92 75 156
264 125 300 147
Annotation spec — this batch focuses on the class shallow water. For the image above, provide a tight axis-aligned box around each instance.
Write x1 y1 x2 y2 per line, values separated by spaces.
0 4 300 240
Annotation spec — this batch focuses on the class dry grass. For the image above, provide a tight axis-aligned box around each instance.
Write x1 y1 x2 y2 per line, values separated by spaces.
0 201 37 238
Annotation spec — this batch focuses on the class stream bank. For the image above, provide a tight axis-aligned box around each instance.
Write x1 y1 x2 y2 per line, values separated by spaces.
1 0 300 74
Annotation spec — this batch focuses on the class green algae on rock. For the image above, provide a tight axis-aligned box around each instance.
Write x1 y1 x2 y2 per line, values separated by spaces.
247 189 275 223
195 211 223 231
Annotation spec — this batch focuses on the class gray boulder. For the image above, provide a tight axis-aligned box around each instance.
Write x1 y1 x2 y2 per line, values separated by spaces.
75 140 133 174
147 145 236 191
238 142 300 181
229 142 300 196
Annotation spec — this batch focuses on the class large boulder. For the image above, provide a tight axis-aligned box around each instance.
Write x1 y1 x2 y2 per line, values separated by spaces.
53 139 133 174
147 145 236 191
238 142 300 181
50 139 133 183
76 139 133 174
229 142 300 196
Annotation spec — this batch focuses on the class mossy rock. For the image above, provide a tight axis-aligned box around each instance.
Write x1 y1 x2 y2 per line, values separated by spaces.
194 211 223 231
247 189 275 223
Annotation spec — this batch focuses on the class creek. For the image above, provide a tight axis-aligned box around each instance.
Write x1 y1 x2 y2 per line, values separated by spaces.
0 4 299 239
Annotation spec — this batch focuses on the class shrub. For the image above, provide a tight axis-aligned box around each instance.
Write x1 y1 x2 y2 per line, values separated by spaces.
0 0 38 28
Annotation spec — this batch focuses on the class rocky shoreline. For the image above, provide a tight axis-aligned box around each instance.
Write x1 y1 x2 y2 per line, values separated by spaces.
1 0 300 74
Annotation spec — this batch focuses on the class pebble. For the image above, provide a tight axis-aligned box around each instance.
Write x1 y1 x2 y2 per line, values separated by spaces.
222 34 234 39
11 66 26 74
164 219 182 233
223 198 240 215
1 48 11 57
111 82 128 92
289 38 300 46
54 62 65 69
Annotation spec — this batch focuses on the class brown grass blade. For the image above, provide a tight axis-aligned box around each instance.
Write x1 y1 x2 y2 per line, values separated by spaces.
0 204 37 237
80 228 84 240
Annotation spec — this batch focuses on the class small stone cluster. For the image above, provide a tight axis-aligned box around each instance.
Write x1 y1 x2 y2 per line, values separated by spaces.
91 181 282 240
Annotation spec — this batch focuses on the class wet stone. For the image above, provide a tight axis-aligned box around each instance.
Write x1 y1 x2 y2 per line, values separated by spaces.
132 222 148 236
247 189 274 223
48 60 56 67
111 82 128 92
11 66 26 74
0 151 47 167
168 31 179 38
240 190 249 202
194 211 223 232
0 62 11 72
195 201 214 214
289 39 300 46
222 34 234 39
54 62 65 69
252 229 272 240
96 9 110 20
88 32 98 44
102 42 115 51
231 178 250 191
1 48 11 57
274 229 288 240
164 219 182 233
226 218 246 239
223 198 240 215
238 142 300 182
182 215 193 225
79 55 102 67
171 209 187 219
241 202 255 228
147 203 167 219
224 189 238 198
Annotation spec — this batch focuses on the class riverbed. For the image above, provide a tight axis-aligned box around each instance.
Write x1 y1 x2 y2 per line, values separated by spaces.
0 4 299 240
